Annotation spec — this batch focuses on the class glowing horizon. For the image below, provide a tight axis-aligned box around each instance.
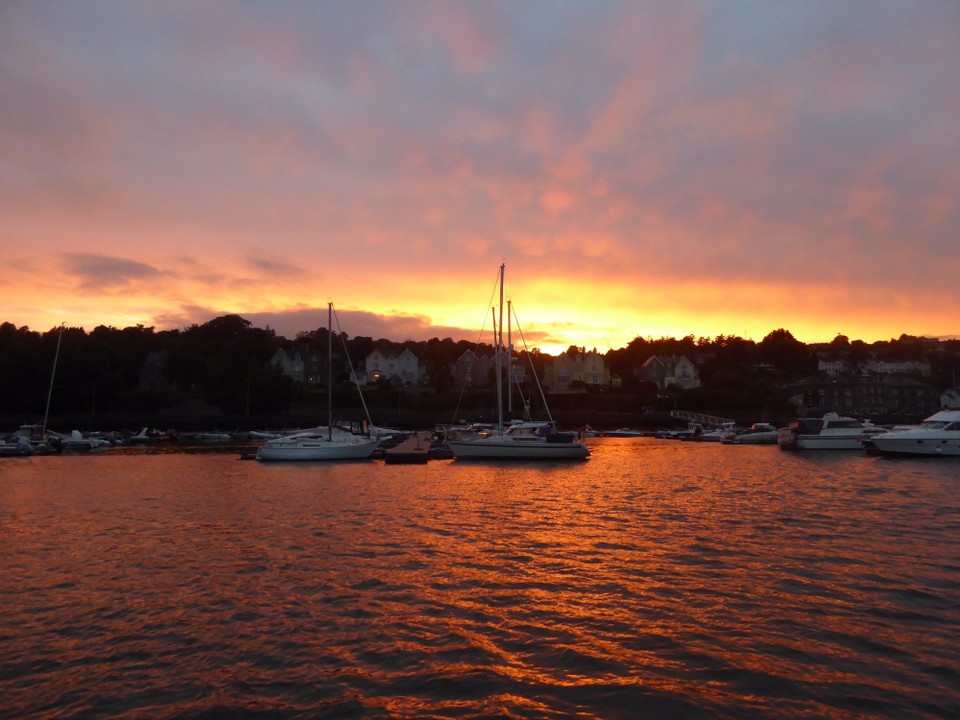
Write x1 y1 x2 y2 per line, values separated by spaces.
2 3 958 355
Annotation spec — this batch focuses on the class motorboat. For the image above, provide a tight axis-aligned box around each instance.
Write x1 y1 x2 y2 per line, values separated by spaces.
863 409 960 457
447 264 589 462
725 423 778 445
698 421 739 442
777 412 886 450
256 303 380 462
604 428 645 437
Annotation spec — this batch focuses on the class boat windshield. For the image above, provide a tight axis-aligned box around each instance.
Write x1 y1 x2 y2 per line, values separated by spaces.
921 420 954 430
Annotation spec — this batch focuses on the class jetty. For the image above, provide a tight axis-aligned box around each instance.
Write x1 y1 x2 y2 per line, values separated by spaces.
383 432 431 464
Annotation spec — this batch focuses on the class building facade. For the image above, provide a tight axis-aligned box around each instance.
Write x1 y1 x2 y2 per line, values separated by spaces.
636 355 700 390
785 375 939 422
545 350 610 391
269 346 327 386
365 348 422 386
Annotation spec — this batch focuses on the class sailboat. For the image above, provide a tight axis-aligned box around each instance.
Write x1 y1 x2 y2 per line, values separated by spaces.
447 264 590 461
256 303 380 461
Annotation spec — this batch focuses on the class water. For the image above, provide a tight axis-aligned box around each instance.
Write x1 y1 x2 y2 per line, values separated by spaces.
2 439 958 719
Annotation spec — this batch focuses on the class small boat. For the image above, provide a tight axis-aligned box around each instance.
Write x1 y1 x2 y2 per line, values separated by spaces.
49 430 112 452
256 303 380 462
575 424 599 438
127 427 168 443
863 409 960 457
778 412 886 450
698 421 739 442
0 435 35 457
604 428 645 437
725 423 778 445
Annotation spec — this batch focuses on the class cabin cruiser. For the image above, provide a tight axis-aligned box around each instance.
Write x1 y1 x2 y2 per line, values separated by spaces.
863 410 960 457
777 412 886 450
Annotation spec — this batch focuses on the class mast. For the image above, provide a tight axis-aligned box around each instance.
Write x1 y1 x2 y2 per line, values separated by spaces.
507 298 513 418
496 263 505 432
42 323 64 439
327 302 333 441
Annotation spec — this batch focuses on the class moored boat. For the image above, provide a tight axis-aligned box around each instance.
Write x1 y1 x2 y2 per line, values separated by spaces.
778 412 886 450
725 423 778 445
863 409 960 457
447 264 589 462
256 303 380 462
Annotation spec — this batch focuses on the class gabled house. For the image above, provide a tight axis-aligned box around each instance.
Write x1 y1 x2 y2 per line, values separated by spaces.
637 355 700 390
451 349 494 388
365 348 422 386
269 345 327 386
545 350 610 391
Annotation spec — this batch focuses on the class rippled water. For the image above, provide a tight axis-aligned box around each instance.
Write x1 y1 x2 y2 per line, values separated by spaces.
2 439 958 719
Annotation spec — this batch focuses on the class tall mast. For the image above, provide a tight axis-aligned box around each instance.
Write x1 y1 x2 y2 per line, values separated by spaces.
327 302 333 441
496 263 505 431
507 298 513 417
42 323 64 439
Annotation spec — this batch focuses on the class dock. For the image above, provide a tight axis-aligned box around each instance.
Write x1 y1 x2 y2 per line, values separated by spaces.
383 432 431 464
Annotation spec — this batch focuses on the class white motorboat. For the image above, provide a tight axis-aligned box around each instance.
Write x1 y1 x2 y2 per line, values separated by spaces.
447 264 589 462
256 303 380 462
604 428 645 437
698 421 739 442
863 409 960 457
726 423 778 445
778 412 886 450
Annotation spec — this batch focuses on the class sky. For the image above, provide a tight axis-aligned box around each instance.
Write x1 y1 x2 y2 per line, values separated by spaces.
2 1 958 355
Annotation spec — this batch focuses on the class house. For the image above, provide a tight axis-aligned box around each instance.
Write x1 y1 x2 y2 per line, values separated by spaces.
545 350 610 391
863 360 931 378
365 348 422 386
451 349 494 388
637 355 700 390
269 345 327 386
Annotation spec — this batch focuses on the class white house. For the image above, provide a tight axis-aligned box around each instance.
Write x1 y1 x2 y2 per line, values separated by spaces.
546 350 610 390
637 355 700 390
365 348 422 386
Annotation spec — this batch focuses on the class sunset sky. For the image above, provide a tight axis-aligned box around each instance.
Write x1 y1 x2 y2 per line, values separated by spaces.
3 1 958 355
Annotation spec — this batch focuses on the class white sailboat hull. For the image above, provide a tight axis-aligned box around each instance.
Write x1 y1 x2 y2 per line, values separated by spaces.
447 436 589 460
256 436 379 461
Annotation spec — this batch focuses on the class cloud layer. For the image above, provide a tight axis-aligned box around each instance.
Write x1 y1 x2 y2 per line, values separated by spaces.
2 1 958 350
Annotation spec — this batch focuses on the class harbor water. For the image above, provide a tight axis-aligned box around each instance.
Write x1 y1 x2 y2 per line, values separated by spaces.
2 439 958 719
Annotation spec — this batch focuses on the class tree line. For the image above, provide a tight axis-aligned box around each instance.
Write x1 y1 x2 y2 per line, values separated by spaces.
1 316 957 424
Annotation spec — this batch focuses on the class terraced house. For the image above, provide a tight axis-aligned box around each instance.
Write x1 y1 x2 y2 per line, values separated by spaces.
365 348 422 387
545 349 610 391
